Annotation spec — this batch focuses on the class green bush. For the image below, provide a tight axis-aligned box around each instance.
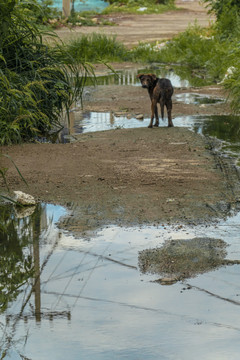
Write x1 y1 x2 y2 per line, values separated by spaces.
129 23 234 83
0 0 90 145
223 47 240 113
202 0 240 20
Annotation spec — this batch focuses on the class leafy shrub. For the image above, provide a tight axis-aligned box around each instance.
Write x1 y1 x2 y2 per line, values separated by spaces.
27 0 61 24
0 0 90 144
202 0 240 20
223 47 240 113
129 23 233 83
215 5 240 39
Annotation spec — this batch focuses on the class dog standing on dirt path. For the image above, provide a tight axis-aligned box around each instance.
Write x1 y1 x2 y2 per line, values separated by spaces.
137 73 174 128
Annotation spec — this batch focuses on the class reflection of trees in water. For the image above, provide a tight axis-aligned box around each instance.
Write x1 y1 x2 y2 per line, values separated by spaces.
0 202 68 358
0 203 51 358
84 65 211 88
0 205 34 313
205 115 240 143
193 115 240 143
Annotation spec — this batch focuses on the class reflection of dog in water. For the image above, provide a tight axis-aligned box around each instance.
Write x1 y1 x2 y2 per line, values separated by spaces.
137 73 174 128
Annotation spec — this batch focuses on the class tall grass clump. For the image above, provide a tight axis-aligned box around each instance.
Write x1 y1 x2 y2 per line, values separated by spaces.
58 33 129 63
0 0 91 145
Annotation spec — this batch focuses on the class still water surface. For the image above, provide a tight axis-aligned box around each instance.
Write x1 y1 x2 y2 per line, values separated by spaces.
1 203 240 359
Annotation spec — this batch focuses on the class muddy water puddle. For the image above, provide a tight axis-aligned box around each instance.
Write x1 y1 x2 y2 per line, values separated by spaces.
175 92 224 105
1 203 240 358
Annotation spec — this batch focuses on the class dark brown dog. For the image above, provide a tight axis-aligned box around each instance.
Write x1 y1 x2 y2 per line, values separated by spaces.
137 73 174 128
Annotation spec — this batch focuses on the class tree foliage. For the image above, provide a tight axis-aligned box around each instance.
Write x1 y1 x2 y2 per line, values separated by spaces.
202 0 240 20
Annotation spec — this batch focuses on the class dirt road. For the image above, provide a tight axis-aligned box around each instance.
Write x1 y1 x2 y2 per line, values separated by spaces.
55 0 214 47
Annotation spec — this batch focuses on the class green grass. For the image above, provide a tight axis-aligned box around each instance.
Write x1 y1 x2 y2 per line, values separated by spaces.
57 33 129 63
102 0 175 15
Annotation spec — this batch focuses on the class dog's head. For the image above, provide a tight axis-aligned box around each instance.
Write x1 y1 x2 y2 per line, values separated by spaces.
137 74 157 89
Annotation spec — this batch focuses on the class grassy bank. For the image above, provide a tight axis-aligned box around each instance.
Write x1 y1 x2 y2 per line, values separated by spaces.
102 0 176 15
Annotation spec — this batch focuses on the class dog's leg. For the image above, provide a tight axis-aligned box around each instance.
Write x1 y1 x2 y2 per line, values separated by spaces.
160 98 164 120
148 100 156 128
166 100 174 127
154 104 159 127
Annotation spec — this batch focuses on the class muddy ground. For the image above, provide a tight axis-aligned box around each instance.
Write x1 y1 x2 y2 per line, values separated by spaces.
1 1 240 236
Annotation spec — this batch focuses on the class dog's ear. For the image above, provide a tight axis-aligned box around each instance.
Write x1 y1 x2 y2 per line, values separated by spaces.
137 74 144 79
149 74 157 80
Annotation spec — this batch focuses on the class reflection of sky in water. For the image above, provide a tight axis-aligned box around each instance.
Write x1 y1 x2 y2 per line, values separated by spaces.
2 204 240 359
70 112 207 134
45 203 67 223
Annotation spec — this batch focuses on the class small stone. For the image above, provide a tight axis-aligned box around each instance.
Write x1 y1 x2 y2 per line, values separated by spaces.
14 191 36 206
157 277 178 285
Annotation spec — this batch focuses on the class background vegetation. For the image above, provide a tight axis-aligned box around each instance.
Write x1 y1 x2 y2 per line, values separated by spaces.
0 0 92 145
103 0 175 14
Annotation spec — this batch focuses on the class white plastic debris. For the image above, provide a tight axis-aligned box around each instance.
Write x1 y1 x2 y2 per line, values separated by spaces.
218 66 236 84
138 7 147 11
153 41 166 51
13 191 36 206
